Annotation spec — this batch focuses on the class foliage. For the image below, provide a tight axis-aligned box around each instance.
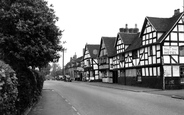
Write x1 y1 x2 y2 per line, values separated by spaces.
15 68 44 114
0 60 18 115
0 0 62 69
50 63 63 79
0 0 62 114
40 63 51 78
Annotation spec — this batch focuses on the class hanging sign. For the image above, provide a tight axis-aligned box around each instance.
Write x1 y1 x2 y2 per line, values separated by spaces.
163 46 178 55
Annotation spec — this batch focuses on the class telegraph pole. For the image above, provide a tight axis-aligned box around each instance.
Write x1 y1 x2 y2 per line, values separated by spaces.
62 48 65 76
62 41 66 80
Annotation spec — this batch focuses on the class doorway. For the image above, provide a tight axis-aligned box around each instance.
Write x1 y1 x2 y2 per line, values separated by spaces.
113 71 118 83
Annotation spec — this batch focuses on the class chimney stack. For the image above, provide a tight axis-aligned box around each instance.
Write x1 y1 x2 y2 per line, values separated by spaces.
119 24 139 33
174 9 180 16
125 24 128 28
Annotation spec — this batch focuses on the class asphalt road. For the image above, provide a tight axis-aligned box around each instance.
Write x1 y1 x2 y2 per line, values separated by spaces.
44 80 184 115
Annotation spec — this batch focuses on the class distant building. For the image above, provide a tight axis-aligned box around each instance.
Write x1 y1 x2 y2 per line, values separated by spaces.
83 44 100 81
65 9 184 89
112 24 140 85
98 37 116 83
112 9 184 89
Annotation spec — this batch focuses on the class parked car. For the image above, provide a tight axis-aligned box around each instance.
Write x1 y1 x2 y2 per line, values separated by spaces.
64 75 72 82
58 75 64 81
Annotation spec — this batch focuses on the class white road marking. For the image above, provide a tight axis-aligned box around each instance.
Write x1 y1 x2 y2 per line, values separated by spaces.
72 106 77 112
65 99 68 102
77 112 81 115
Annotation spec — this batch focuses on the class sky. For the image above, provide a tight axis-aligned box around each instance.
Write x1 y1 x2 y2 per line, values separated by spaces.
46 0 183 67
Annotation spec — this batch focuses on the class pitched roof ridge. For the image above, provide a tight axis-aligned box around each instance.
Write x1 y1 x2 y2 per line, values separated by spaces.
102 36 116 38
86 44 99 46
147 16 169 19
118 32 139 34
147 12 183 22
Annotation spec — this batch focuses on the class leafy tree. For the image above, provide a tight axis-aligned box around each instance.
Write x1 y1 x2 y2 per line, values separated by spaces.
0 0 62 69
50 63 63 79
50 63 59 78
40 63 51 77
0 0 63 114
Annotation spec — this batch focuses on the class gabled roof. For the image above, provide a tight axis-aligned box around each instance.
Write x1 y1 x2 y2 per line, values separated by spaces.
118 32 139 45
125 33 141 52
101 37 116 57
75 56 83 62
85 44 100 59
158 13 184 43
140 12 184 43
147 13 182 32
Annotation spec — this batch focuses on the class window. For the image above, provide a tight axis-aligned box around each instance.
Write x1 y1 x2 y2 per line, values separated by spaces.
153 32 156 38
132 50 138 59
180 46 184 56
180 66 184 77
171 33 178 41
179 33 184 41
179 25 184 31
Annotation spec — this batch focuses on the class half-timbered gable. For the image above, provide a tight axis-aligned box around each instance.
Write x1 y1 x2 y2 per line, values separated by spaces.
134 10 184 89
83 44 100 81
122 33 140 68
98 37 116 83
154 11 184 88
114 33 139 69
112 10 184 89
113 25 140 84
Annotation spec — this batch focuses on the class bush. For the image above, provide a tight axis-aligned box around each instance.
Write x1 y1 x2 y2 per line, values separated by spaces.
15 68 44 114
0 61 18 115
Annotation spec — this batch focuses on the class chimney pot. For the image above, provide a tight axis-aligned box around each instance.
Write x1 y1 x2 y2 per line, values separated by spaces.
135 24 137 28
174 9 180 16
125 24 128 28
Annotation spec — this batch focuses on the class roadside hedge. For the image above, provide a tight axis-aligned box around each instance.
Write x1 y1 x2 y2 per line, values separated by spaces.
0 61 18 115
15 68 44 114
0 60 45 115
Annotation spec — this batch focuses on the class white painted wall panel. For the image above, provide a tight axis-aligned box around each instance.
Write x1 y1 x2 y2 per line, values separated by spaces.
149 68 153 76
173 66 180 77
180 57 184 63
164 56 170 63
153 67 157 76
164 66 172 77
142 68 145 76
149 57 152 64
153 56 156 64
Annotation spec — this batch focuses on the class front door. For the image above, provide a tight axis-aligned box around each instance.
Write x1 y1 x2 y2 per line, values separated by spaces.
113 71 118 83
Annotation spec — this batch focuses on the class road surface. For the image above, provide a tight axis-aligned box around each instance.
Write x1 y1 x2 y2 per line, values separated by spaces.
44 80 184 115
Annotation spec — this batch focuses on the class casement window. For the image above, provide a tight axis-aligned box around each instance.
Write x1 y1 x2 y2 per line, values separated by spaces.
179 46 184 56
132 50 138 59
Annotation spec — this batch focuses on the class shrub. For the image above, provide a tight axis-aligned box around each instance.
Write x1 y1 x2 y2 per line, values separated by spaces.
15 68 44 114
0 61 18 115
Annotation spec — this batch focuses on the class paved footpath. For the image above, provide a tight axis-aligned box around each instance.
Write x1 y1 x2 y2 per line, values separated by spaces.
28 89 77 115
88 82 184 100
